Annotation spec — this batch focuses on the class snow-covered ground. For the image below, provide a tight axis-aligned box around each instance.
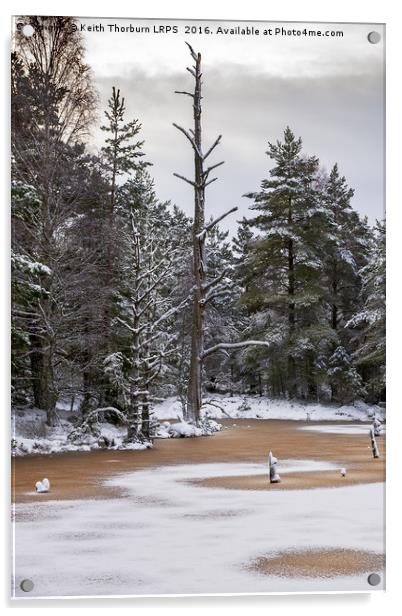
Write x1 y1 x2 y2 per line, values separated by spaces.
11 407 221 456
11 410 150 456
11 395 384 456
154 395 384 422
12 460 385 597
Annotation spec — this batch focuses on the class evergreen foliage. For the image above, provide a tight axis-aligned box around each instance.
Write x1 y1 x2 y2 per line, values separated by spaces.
11 30 386 434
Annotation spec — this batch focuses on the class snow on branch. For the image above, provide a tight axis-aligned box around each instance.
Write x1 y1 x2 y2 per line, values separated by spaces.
197 207 238 241
202 269 229 293
152 293 192 329
79 407 128 428
67 408 130 445
137 263 174 305
115 314 157 338
202 340 270 359
205 287 234 304
144 367 163 387
143 343 180 368
202 399 231 418
114 316 136 333
136 256 172 286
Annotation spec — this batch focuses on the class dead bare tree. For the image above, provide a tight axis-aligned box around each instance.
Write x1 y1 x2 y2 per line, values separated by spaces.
173 43 270 425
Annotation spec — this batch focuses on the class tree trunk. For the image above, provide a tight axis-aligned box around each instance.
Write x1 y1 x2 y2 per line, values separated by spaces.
29 333 56 426
174 44 237 422
185 49 205 425
127 229 142 441
332 262 338 329
307 354 317 400
141 315 153 440
287 196 296 397
80 347 94 416
127 342 141 440
141 395 150 440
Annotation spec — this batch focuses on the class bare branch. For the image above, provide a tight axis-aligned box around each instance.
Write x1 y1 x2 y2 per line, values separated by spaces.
197 207 238 240
203 135 222 160
173 172 196 187
203 160 225 179
174 90 194 98
173 122 196 147
185 41 198 62
172 122 203 158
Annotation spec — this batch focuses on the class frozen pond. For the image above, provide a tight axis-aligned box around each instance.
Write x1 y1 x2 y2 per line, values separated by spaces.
13 461 385 597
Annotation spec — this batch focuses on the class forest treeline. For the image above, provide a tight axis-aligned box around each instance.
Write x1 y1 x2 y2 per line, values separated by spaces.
11 18 385 439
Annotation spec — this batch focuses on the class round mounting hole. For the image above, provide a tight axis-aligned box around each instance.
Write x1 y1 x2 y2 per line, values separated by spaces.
20 578 34 592
22 24 35 37
367 572 381 586
367 31 381 44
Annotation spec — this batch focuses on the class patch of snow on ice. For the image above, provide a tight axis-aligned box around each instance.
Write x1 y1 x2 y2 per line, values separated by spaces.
299 424 377 436
13 461 384 597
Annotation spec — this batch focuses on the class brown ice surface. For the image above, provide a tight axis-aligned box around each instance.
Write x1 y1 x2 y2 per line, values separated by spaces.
12 419 385 504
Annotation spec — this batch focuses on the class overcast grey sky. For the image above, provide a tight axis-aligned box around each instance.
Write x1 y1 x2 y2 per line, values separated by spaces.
80 18 385 234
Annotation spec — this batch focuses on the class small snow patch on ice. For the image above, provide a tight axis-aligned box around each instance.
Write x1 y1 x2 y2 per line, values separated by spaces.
300 424 375 436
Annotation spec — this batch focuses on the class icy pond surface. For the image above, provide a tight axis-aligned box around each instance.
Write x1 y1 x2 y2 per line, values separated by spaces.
13 461 385 597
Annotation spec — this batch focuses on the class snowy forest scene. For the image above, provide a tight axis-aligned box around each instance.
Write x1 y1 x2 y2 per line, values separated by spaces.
11 17 385 598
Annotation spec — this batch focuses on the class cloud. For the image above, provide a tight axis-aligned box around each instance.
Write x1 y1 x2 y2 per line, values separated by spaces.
87 38 384 233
